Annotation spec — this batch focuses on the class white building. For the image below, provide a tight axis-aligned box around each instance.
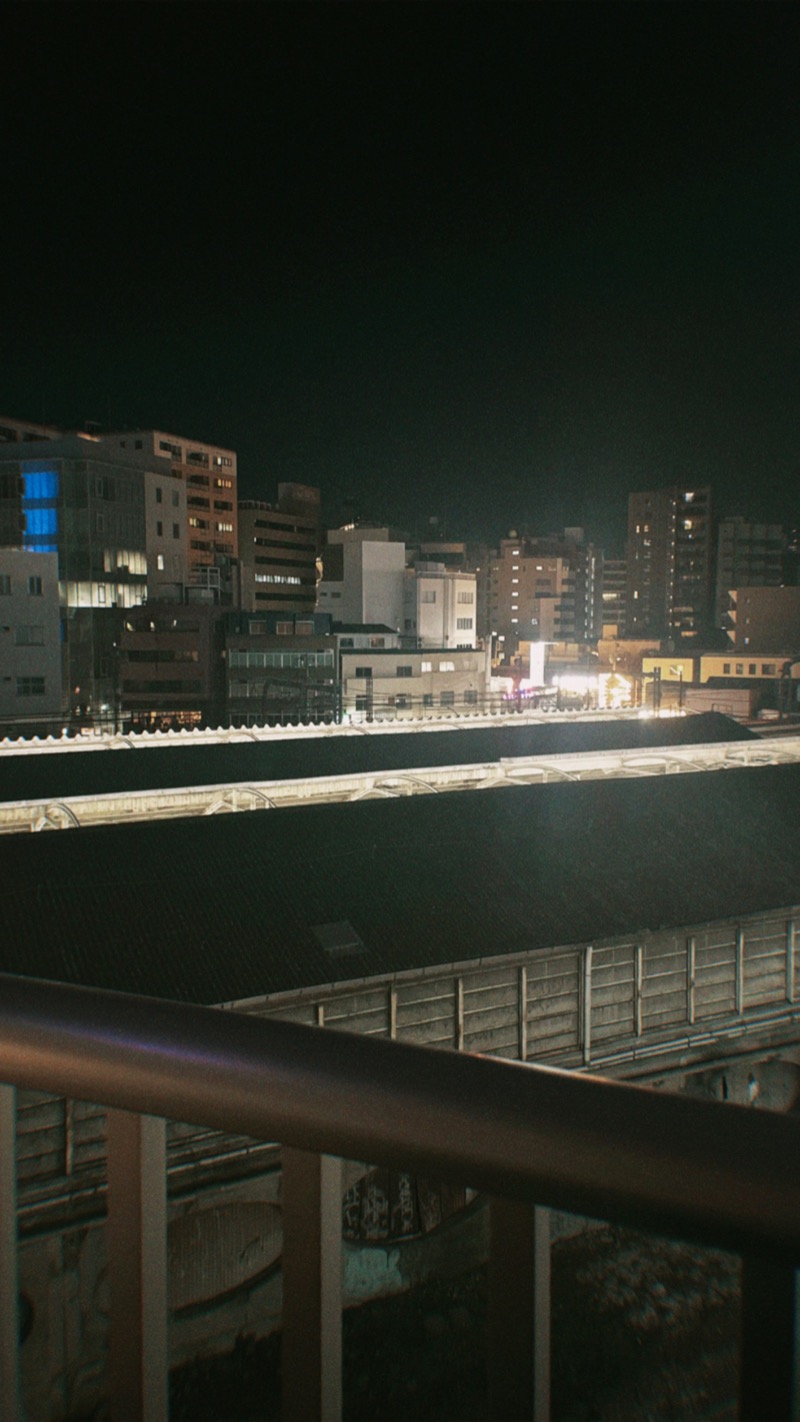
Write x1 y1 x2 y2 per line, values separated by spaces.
0 548 62 729
316 527 405 631
403 563 477 649
340 645 491 719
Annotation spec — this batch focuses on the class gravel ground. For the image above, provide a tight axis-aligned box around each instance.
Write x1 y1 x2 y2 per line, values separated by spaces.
166 1225 740 1422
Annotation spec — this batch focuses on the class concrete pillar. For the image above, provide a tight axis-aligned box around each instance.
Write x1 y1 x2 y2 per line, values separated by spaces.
106 1110 168 1422
282 1149 342 1422
487 1200 550 1422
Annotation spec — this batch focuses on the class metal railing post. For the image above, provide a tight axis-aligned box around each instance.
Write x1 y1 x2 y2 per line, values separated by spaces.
488 1200 550 1422
282 1149 342 1422
106 1110 168 1422
740 1256 799 1422
0 1084 22 1422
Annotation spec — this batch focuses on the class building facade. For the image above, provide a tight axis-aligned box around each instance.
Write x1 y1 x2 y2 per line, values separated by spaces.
726 585 800 652
402 563 477 649
103 429 238 583
317 527 405 632
340 644 491 719
486 530 602 655
0 432 169 722
0 548 62 731
226 611 336 725
714 518 786 631
117 601 227 730
238 485 321 616
626 486 713 641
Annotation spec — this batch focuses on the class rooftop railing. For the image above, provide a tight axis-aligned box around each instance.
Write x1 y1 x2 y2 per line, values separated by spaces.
0 971 798 1422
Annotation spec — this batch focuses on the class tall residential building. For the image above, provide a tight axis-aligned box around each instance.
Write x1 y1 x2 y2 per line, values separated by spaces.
238 484 321 615
600 558 627 637
486 529 602 654
626 486 712 641
103 429 238 582
714 517 786 630
316 527 405 632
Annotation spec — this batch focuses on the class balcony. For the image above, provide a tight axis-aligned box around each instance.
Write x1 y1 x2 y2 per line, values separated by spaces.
0 971 798 1422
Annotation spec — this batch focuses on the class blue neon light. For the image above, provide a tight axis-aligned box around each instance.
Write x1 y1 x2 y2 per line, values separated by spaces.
22 468 59 553
22 470 60 502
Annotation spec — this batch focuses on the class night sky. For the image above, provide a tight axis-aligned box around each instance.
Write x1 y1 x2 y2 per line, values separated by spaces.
2 3 798 551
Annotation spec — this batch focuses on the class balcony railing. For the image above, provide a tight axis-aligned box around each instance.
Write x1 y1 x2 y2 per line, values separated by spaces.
0 970 798 1422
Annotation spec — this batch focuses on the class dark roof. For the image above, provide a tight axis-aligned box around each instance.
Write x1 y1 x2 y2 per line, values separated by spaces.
1 759 797 1006
0 713 754 804
333 623 397 633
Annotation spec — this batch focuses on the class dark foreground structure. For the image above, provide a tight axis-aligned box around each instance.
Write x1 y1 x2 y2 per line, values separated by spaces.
0 713 798 1420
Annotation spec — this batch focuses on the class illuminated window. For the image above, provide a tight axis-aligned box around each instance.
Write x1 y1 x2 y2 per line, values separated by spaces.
421 660 432 672
157 554 165 571
438 661 455 671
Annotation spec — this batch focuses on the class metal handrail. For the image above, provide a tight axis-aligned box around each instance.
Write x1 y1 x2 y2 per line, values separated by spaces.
0 971 798 1261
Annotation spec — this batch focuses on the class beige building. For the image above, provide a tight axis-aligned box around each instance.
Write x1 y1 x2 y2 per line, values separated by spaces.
487 530 601 653
340 645 490 719
103 429 238 582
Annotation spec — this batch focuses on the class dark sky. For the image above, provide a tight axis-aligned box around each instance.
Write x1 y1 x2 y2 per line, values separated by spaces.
2 3 798 551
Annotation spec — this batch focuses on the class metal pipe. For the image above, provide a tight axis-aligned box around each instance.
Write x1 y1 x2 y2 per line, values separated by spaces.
0 972 798 1261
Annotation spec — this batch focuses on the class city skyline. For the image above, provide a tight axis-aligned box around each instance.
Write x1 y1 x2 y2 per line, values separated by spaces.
2 4 798 552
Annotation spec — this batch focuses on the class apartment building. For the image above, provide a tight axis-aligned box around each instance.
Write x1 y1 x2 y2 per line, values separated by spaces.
715 518 786 630
626 486 713 640
103 429 238 582
487 529 601 654
238 484 321 615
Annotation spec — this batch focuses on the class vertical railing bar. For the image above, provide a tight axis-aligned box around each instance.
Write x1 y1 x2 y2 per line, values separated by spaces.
0 1084 23 1422
634 943 644 1037
519 965 528 1061
739 1254 799 1422
687 935 696 1026
582 946 593 1067
787 920 796 1006
455 976 465 1051
487 1199 550 1422
736 926 745 1016
389 985 397 1040
282 1149 342 1422
106 1110 168 1422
